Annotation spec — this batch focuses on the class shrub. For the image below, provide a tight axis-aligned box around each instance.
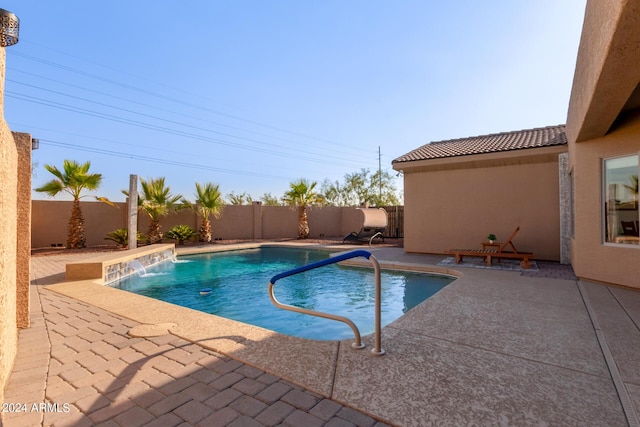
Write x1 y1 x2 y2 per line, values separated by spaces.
105 228 144 248
166 225 197 245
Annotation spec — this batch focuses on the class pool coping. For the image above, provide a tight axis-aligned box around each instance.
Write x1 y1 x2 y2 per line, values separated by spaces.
46 242 461 406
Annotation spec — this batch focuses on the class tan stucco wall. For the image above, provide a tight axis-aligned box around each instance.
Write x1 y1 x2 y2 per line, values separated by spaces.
31 201 381 247
14 132 32 329
565 0 640 142
570 111 640 288
0 48 18 402
261 206 298 238
564 0 640 288
31 200 126 248
398 148 565 261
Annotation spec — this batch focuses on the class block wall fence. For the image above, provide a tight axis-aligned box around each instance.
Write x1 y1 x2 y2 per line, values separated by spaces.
31 201 382 248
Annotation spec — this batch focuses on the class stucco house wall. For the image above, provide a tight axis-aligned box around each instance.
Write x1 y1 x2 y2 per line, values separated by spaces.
569 113 640 288
565 0 640 289
0 48 18 402
14 132 32 329
400 147 565 260
392 0 640 289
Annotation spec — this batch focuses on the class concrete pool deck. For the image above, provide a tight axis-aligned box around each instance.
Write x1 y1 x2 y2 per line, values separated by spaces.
3 243 640 426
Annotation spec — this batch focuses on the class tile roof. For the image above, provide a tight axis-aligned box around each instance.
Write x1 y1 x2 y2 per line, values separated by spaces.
393 125 567 164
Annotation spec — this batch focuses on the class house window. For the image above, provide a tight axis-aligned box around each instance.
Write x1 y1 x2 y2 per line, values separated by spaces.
603 155 639 245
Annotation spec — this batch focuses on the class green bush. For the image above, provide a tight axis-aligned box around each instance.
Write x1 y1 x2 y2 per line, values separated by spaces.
166 225 197 245
104 229 144 248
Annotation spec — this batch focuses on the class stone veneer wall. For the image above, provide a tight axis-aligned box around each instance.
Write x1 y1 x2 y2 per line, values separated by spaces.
104 248 175 284
65 244 177 285
0 48 18 401
558 152 571 265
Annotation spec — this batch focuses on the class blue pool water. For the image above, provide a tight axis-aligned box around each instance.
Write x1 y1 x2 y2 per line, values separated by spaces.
113 247 454 340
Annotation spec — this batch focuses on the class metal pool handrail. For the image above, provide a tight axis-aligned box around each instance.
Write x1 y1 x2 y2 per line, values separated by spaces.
268 249 385 356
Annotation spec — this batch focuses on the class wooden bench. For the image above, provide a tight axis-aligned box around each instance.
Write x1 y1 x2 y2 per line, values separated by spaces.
449 249 534 269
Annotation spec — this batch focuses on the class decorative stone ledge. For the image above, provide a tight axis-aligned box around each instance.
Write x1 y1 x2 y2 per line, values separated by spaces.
65 243 175 284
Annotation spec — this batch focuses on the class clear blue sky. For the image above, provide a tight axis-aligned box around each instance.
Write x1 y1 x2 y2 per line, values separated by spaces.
3 1 586 202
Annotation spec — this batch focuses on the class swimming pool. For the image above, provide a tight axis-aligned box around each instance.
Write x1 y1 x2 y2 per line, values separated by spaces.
113 247 454 340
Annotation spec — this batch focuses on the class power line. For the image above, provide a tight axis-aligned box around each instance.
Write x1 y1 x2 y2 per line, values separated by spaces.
8 50 371 155
7 91 373 168
7 79 367 164
38 138 292 181
9 122 220 162
7 69 372 162
8 45 388 188
8 68 364 159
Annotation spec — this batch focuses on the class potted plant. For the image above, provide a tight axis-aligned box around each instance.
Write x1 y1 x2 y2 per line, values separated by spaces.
487 234 497 244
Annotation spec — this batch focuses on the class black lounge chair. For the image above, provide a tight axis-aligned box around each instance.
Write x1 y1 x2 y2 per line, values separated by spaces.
343 208 388 244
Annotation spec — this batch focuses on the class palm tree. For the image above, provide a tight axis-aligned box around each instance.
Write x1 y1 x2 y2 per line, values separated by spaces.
138 177 184 244
283 179 324 239
189 182 224 243
623 174 639 207
35 160 111 249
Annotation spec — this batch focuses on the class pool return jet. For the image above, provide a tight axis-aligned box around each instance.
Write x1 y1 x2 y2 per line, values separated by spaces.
268 249 385 356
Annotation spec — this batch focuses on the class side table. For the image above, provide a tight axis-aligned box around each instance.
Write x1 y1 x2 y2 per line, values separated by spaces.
482 242 501 250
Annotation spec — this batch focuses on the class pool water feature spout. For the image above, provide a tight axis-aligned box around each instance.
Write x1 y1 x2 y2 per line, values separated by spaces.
269 249 386 356
129 259 147 276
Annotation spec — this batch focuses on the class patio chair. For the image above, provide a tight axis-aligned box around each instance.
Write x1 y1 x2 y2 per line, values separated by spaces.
343 208 387 244
448 226 534 269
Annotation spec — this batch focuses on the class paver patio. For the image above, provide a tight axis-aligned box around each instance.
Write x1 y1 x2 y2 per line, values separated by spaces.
2 251 388 427
2 245 640 426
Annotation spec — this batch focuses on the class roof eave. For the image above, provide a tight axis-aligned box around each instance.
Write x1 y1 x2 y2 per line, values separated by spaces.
392 145 567 173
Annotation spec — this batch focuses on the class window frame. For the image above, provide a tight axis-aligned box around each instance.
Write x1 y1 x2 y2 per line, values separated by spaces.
602 154 639 247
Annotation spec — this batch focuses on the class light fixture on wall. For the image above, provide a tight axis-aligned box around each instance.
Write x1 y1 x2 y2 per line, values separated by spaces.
0 9 19 47
31 138 39 150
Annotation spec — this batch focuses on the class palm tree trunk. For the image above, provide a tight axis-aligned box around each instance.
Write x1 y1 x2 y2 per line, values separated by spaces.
67 199 86 249
298 206 309 239
199 218 212 243
147 220 163 244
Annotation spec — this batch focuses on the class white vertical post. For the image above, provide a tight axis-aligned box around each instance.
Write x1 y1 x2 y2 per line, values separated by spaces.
128 174 138 250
